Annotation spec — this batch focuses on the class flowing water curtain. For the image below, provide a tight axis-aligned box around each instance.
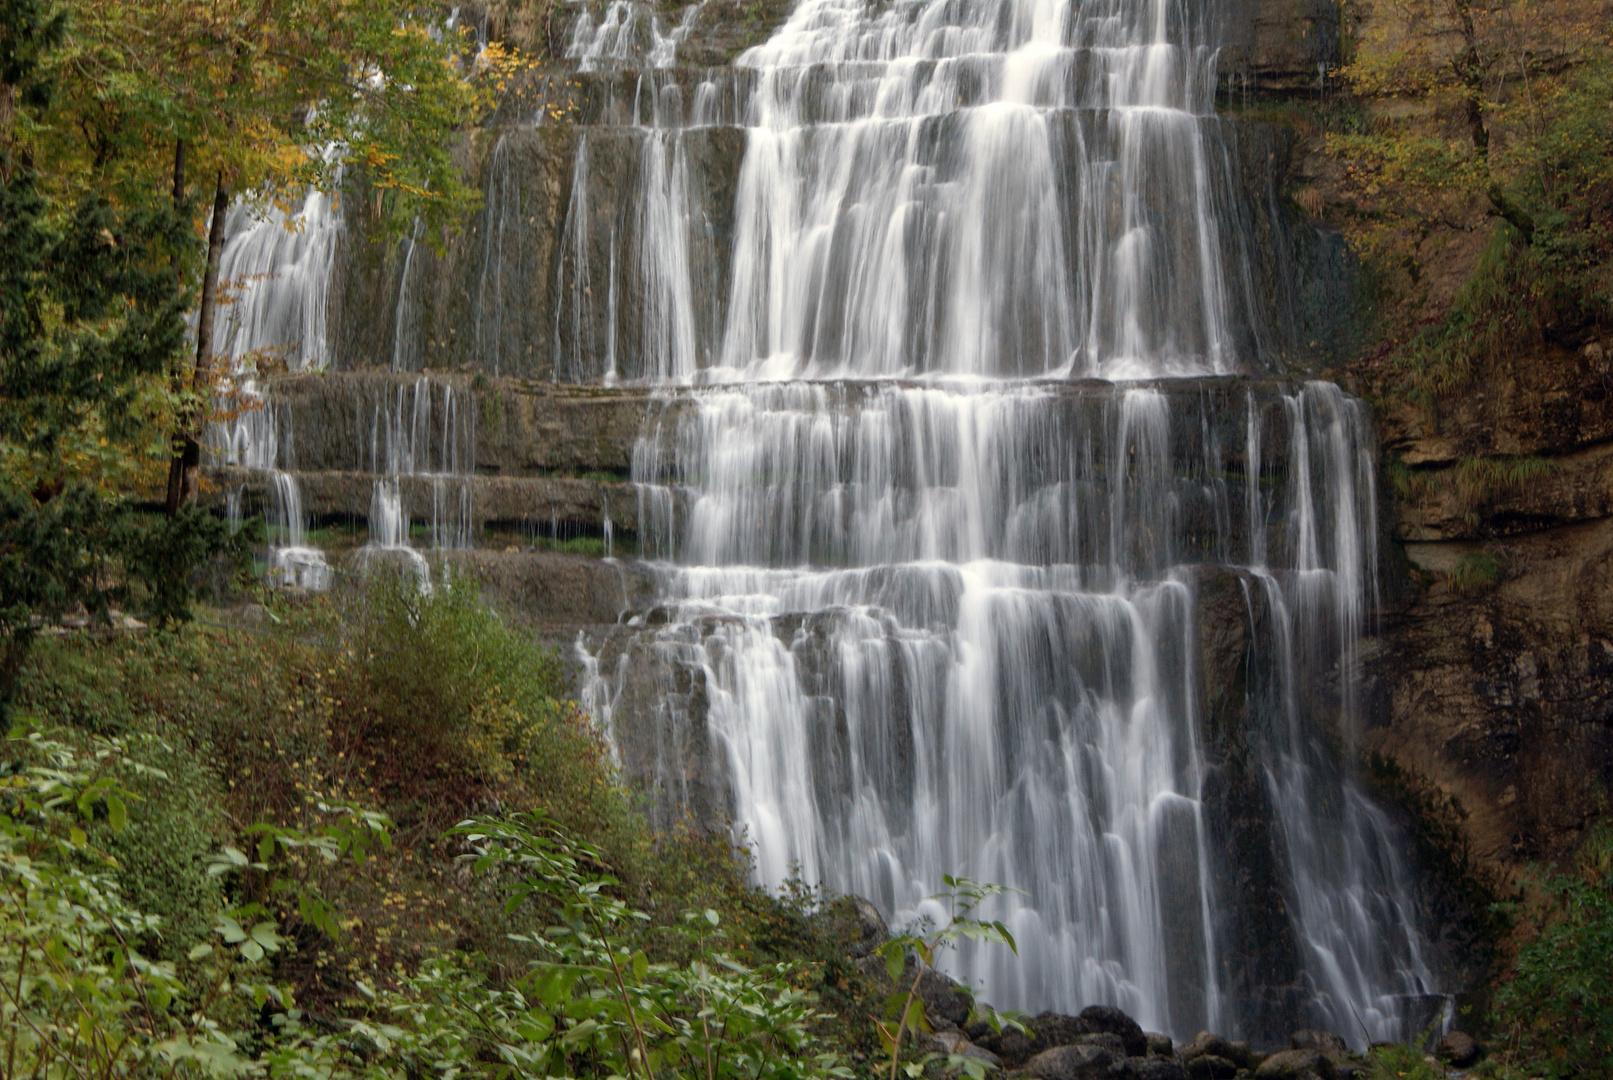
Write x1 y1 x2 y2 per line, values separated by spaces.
588 380 1443 1042
212 190 344 373
202 187 344 589
706 0 1262 379
362 377 480 555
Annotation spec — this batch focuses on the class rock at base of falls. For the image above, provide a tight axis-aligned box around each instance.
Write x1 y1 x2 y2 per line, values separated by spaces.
1113 1060 1190 1080
1019 1042 1122 1080
1254 1049 1334 1080
1079 1005 1150 1057
843 893 889 958
1185 1055 1240 1080
1434 1031 1479 1068
970 1012 1096 1067
1182 1032 1259 1071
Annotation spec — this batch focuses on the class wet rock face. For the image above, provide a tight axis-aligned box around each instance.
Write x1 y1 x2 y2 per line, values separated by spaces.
331 126 575 378
1190 567 1312 1046
1368 338 1613 891
1219 0 1343 92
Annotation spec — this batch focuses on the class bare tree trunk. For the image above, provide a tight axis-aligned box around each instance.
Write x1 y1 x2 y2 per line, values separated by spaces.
0 83 15 183
166 173 229 513
172 139 186 204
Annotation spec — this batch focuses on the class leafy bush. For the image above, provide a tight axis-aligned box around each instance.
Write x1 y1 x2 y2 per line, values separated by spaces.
1488 825 1613 1077
94 726 229 959
1366 1042 1444 1080
0 723 357 1080
364 813 855 1080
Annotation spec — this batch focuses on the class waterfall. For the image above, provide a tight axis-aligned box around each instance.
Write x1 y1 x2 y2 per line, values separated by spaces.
573 0 1447 1048
195 0 1447 1045
209 385 332 591
212 190 342 372
204 184 343 589
358 377 478 578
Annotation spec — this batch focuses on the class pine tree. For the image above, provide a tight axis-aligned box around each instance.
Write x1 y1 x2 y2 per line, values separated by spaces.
0 0 229 710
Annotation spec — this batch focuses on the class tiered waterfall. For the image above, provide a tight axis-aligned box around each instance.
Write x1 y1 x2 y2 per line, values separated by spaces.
577 0 1444 1047
201 0 1449 1049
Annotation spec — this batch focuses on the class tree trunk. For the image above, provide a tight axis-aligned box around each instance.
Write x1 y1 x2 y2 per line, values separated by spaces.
172 138 186 204
165 173 230 513
0 83 16 183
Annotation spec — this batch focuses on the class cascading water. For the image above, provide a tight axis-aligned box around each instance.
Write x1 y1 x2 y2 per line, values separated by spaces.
356 377 478 580
573 0 1448 1048
210 388 332 591
567 0 704 71
195 0 1447 1044
204 185 344 588
212 190 343 371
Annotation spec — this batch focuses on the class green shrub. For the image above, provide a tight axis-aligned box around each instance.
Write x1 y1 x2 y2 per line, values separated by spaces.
1489 824 1613 1077
95 726 228 959
1448 552 1505 595
1366 1042 1444 1080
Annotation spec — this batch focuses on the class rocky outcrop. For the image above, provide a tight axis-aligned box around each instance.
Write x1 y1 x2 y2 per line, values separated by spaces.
209 467 642 540
1365 339 1613 890
1219 0 1343 93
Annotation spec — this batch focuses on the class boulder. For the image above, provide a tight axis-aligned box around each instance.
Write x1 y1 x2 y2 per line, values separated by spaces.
916 968 974 1028
1289 1031 1348 1062
975 1013 1095 1068
844 895 889 958
1186 1055 1239 1080
1435 1031 1480 1068
1255 1049 1334 1080
1031 1013 1096 1049
1184 1033 1258 1070
1077 1005 1149 1057
1145 1033 1176 1058
926 1031 1003 1068
1076 1032 1128 1058
1114 1058 1190 1080
1021 1043 1119 1080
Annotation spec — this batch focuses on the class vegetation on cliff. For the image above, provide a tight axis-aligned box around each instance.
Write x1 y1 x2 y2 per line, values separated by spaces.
1321 0 1610 402
0 0 522 694
4 576 897 1079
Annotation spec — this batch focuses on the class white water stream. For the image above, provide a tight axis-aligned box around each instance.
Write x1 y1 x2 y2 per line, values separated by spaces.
199 0 1449 1044
575 0 1447 1047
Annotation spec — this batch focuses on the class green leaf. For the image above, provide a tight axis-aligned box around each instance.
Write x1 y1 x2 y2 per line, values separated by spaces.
69 825 87 848
106 794 127 833
705 908 720 926
631 950 649 981
188 943 214 961
250 922 281 953
883 942 906 983
905 996 931 1035
560 1019 600 1045
257 834 275 864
